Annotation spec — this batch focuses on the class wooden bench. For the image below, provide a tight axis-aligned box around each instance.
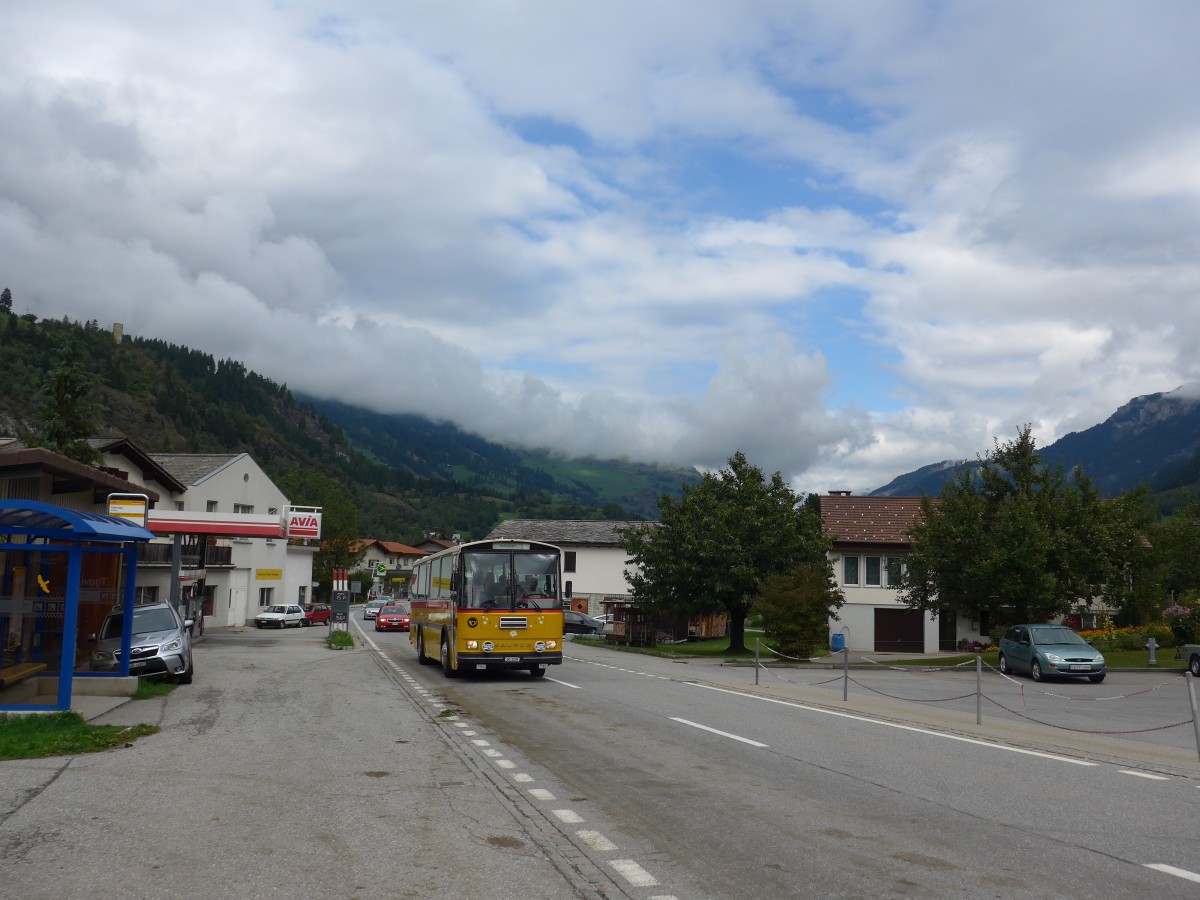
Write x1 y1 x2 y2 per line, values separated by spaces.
0 662 48 688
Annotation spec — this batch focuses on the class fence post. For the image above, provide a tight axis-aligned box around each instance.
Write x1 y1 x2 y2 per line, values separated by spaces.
1187 672 1200 763
755 638 760 686
976 655 982 725
843 644 849 701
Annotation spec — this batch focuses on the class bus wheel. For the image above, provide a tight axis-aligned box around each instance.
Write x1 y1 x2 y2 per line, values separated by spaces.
416 629 432 665
441 635 458 679
529 666 546 678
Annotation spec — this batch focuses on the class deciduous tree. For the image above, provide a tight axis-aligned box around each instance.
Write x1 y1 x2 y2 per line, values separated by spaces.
25 337 101 465
898 426 1153 627
621 451 830 652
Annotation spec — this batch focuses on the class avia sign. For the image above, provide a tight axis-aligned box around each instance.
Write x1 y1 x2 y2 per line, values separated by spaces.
286 510 322 539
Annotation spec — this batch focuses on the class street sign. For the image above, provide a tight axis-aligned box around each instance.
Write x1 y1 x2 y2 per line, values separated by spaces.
375 564 386 576
331 592 350 624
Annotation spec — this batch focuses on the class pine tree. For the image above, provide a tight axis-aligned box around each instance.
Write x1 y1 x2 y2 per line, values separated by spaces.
27 337 102 465
0 287 12 315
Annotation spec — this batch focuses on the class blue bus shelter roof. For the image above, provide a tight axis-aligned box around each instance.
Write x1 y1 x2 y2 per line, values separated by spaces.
0 500 155 542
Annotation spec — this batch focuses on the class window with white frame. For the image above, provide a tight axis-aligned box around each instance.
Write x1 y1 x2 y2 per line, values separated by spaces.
842 556 859 586
864 556 882 587
135 585 159 604
885 557 904 587
234 503 254 514
259 587 273 606
206 500 218 512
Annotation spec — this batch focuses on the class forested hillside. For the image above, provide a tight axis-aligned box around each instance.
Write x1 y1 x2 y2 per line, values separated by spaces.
0 312 694 539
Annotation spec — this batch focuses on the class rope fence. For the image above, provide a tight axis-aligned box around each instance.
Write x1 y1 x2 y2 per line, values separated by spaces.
751 638 1200 760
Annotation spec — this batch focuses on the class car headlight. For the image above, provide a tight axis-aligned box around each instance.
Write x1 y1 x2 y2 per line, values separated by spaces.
162 637 183 653
1094 654 1105 664
465 640 479 650
92 650 114 663
1044 653 1066 663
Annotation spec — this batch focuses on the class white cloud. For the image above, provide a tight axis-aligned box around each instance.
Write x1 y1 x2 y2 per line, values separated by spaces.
3 1 1200 496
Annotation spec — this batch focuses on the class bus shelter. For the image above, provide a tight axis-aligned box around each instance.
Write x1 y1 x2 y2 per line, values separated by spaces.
0 500 154 713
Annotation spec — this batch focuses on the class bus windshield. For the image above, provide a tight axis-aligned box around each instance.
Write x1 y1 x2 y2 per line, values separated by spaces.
461 550 562 611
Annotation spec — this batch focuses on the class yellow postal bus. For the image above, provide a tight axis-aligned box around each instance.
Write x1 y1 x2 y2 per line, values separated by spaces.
409 539 566 678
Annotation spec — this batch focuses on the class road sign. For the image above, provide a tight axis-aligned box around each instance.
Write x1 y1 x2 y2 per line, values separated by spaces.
375 564 386 576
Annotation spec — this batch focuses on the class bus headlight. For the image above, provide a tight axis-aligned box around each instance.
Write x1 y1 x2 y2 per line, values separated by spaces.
545 639 558 650
534 641 546 653
465 640 479 650
482 641 494 653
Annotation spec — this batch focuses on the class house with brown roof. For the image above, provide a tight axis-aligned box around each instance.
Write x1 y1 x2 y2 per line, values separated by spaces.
352 539 429 596
819 491 954 654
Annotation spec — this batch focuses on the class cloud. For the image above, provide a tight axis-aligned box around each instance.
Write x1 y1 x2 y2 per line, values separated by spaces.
3 2 1200 497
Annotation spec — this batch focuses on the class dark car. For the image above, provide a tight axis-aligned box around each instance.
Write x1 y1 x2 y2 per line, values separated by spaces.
375 604 410 632
303 603 331 626
563 610 603 635
998 624 1106 683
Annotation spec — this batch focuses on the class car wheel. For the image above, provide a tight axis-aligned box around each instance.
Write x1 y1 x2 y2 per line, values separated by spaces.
998 653 1010 675
416 629 432 665
1088 673 1105 683
255 622 262 628
441 635 457 679
301 619 310 627
1030 659 1044 682
177 660 194 685
529 666 546 678
1189 655 1200 678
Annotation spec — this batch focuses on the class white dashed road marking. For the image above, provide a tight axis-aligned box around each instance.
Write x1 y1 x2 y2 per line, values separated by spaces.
670 717 769 748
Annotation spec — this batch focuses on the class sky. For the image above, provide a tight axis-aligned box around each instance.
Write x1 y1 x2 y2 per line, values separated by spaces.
3 2 1199 494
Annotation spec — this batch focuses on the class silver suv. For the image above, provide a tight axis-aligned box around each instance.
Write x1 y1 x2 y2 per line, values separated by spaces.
91 602 194 683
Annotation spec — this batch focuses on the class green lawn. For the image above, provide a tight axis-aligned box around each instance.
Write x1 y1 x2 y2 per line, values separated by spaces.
0 711 158 760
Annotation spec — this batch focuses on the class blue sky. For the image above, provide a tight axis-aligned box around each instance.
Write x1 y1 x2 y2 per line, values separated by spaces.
2 1 1198 493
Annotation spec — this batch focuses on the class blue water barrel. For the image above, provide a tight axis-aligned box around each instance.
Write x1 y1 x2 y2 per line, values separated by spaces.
830 633 845 652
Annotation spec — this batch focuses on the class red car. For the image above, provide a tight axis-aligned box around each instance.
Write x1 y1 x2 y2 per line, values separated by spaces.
303 603 331 626
374 604 410 632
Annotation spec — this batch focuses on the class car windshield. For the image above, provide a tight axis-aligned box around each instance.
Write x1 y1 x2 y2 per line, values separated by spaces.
380 606 405 614
265 605 287 613
1030 626 1087 646
100 606 178 639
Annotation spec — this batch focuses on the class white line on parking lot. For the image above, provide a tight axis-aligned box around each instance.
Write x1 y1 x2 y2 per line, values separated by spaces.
670 717 769 747
686 683 1099 766
1145 863 1200 884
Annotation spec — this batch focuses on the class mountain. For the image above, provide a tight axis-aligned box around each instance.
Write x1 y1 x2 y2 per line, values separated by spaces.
872 385 1200 506
0 312 697 538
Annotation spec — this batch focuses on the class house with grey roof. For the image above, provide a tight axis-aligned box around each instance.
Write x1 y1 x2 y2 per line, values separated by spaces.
484 519 643 615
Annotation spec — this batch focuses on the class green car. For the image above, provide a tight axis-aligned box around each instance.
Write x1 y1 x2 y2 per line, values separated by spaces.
998 624 1106 683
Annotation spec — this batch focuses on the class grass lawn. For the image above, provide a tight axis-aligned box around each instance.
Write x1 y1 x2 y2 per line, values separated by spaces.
0 674 174 760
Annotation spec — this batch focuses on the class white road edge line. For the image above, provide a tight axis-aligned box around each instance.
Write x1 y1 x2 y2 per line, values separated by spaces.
547 676 581 689
686 683 1097 766
670 717 769 748
1119 770 1170 780
1145 863 1200 884
610 859 659 887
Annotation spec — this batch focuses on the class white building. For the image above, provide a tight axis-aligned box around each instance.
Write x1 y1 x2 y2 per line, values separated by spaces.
484 520 640 615
91 441 317 630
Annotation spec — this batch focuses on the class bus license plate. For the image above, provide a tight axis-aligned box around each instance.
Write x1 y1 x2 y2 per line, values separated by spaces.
504 656 520 662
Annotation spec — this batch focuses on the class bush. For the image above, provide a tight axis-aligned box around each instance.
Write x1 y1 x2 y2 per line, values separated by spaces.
1162 605 1200 646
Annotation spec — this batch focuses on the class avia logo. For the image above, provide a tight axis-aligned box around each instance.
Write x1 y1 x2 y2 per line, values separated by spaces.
289 515 318 527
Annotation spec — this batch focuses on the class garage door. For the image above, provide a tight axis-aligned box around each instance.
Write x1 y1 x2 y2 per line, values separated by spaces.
874 608 924 653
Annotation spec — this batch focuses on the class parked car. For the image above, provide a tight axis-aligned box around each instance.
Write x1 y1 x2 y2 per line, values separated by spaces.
563 610 603 635
998 624 1106 683
90 601 194 683
303 603 331 626
363 598 389 620
375 605 410 632
255 604 306 629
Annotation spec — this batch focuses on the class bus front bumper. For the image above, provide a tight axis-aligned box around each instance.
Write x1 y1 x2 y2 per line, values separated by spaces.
458 652 562 671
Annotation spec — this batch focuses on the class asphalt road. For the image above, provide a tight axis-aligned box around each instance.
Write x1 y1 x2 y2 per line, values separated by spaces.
6 621 1199 899
366 627 1200 898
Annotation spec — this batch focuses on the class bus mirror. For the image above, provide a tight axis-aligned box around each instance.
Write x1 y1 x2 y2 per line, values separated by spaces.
450 572 460 591
564 582 572 599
